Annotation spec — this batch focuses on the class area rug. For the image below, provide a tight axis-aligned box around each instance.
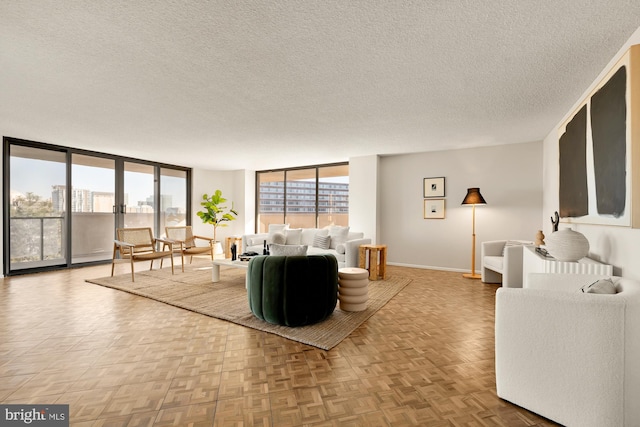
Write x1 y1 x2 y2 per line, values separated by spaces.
86 264 412 350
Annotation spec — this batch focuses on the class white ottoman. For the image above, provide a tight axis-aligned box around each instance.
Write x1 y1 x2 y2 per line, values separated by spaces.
338 267 369 311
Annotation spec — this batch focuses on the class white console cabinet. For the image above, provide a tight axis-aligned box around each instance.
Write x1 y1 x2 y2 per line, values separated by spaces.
522 246 613 287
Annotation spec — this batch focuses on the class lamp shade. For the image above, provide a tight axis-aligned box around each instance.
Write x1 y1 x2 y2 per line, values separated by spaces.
461 188 487 205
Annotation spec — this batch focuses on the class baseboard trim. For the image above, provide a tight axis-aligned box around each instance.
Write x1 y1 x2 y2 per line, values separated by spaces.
387 262 467 274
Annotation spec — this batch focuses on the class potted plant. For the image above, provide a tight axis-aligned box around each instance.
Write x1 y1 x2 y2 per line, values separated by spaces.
197 190 238 257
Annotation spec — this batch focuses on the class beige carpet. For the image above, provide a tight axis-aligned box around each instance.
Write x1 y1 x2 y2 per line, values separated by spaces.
86 264 412 350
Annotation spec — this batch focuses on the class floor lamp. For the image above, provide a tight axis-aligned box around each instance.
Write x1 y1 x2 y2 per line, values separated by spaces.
461 188 486 279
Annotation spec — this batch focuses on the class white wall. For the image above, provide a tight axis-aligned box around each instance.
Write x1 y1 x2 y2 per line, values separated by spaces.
236 169 256 235
191 168 246 242
379 142 543 272
348 155 380 243
542 26 640 279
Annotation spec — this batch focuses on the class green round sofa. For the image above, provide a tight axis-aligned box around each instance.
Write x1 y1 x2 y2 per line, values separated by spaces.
247 254 338 327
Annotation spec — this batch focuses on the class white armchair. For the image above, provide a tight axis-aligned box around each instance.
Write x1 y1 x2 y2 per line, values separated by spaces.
495 273 640 426
481 240 533 287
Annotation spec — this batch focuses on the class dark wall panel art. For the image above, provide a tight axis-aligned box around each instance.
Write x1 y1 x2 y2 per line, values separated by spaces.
559 105 589 218
557 45 639 227
591 65 627 218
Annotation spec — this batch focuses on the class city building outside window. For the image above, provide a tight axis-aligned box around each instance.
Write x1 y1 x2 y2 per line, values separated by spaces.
256 163 348 233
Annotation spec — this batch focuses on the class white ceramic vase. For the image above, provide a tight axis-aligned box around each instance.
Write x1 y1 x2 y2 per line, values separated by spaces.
545 229 589 261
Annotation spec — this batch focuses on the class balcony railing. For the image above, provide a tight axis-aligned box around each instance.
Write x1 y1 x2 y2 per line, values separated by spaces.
10 215 65 267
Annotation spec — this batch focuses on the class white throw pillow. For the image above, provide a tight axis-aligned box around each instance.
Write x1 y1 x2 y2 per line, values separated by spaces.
301 228 318 246
328 225 350 249
268 224 288 233
271 232 286 245
581 278 617 294
313 234 331 250
336 243 346 254
269 244 308 256
285 228 302 245
267 224 288 243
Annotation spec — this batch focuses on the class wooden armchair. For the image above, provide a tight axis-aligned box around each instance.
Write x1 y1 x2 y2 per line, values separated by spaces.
111 227 174 281
164 226 215 272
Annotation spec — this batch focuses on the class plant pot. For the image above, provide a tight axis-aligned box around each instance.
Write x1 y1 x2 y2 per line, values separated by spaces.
213 241 225 259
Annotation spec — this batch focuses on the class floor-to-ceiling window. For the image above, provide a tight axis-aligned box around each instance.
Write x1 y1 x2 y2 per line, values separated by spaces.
7 145 67 270
71 154 116 264
318 164 349 228
160 167 188 231
123 162 155 229
285 168 317 229
3 138 191 275
256 163 349 233
256 170 285 231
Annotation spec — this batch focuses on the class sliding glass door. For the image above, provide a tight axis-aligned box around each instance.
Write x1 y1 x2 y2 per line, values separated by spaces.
71 154 116 264
4 138 190 275
8 145 67 271
123 162 155 229
160 168 188 230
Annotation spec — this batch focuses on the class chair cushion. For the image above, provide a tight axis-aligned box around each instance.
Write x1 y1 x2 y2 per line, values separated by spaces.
306 247 344 262
484 256 504 273
183 246 212 255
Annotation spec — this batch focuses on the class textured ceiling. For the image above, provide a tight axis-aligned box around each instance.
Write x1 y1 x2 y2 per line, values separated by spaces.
1 1 640 170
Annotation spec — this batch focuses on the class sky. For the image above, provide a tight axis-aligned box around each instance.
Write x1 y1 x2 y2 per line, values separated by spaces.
10 157 186 208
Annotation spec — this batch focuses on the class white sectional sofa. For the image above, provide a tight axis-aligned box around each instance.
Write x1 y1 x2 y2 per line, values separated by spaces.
495 273 640 426
242 225 371 269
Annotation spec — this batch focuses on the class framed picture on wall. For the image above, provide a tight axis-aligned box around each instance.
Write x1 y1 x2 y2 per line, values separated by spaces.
557 44 639 227
424 199 445 219
423 177 445 198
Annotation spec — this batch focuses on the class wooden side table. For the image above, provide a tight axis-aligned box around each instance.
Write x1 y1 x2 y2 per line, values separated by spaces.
359 244 387 281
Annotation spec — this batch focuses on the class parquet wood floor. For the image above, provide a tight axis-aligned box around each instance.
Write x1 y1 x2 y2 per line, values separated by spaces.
0 263 559 426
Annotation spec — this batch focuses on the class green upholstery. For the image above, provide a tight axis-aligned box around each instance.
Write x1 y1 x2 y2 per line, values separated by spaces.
247 254 338 327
